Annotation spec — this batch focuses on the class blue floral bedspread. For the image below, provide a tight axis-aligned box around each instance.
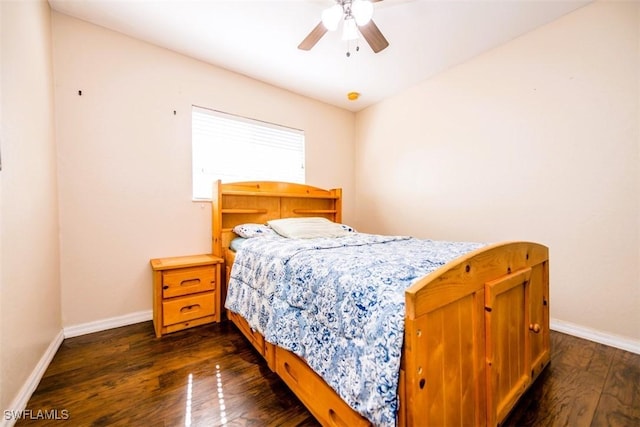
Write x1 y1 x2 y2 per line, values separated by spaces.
225 233 484 426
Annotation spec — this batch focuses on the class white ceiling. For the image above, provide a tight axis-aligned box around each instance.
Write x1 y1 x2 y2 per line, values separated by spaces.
48 0 590 112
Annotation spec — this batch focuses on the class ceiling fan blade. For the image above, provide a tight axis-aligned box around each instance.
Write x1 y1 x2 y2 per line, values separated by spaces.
359 19 389 53
298 22 328 50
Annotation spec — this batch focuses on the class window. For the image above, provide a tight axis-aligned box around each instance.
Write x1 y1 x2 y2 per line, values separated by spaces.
192 106 305 200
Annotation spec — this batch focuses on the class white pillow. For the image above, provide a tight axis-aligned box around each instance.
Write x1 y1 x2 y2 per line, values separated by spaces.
267 217 350 239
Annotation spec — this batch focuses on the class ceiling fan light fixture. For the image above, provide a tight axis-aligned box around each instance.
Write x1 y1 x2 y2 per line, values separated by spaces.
321 4 343 31
342 17 359 41
298 0 388 53
352 0 374 26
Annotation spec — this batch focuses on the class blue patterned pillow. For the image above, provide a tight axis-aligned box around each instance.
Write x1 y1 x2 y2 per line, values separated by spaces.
233 223 276 238
340 224 357 233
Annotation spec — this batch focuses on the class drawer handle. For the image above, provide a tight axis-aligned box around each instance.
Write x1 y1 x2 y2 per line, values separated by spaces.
328 409 349 427
180 304 201 313
283 361 298 384
180 278 201 287
529 323 541 333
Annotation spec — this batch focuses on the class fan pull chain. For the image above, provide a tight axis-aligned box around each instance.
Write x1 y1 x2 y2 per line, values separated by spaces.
346 40 361 58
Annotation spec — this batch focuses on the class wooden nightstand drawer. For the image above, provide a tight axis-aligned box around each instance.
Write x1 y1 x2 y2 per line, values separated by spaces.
162 266 215 299
162 292 215 326
150 254 223 337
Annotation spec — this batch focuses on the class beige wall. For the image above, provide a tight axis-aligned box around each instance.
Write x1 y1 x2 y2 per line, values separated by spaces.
0 0 61 411
1 0 4 406
51 12 356 327
355 1 640 342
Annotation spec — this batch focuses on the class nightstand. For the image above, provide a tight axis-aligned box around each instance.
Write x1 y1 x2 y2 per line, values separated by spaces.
150 254 223 338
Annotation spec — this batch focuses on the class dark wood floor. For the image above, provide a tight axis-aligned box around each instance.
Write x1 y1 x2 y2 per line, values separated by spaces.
17 321 639 426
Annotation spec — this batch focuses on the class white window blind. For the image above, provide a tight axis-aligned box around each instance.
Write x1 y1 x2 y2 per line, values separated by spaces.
192 106 305 200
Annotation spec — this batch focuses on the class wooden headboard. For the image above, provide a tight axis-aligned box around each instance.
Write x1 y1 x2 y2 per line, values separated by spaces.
211 180 342 257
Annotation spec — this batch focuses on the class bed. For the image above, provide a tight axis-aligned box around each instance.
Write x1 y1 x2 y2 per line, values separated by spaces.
211 180 550 427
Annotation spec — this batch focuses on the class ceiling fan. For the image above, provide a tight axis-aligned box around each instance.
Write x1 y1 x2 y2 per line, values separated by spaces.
298 0 389 54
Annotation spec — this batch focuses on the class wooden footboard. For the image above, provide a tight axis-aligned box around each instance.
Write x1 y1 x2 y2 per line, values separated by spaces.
403 241 549 426
212 181 550 427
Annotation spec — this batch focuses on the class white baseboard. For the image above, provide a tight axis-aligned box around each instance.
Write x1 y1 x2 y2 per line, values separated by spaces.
63 310 152 338
1 330 64 427
550 318 640 355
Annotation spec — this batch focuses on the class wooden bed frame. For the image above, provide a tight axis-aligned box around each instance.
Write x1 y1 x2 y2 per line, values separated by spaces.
211 180 550 427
